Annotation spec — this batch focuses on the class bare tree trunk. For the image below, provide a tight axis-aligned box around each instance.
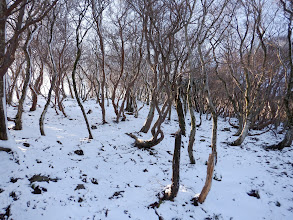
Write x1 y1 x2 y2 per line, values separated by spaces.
269 3 293 149
175 93 185 136
231 115 251 146
140 99 155 133
39 15 57 136
30 64 43 111
7 62 23 105
15 27 37 130
71 4 93 139
66 75 74 99
0 1 8 140
0 75 8 140
163 130 181 201
187 83 196 164
185 24 196 164
198 153 215 203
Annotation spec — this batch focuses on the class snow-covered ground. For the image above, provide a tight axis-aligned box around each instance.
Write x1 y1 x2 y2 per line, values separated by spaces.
1 98 293 220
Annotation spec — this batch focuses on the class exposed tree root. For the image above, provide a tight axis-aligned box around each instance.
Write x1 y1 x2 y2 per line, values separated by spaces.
126 132 164 148
0 146 11 153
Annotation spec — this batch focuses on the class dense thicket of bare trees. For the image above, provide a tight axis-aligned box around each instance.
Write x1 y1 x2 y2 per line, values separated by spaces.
0 0 292 203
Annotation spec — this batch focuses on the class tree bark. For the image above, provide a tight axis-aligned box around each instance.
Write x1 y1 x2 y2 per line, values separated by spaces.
198 153 215 204
231 115 251 146
0 75 8 140
15 27 37 130
140 99 155 133
164 130 181 201
39 15 58 136
0 0 8 140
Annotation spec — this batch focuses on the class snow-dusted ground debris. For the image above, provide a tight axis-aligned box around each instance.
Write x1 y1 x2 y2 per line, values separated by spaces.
1 98 293 220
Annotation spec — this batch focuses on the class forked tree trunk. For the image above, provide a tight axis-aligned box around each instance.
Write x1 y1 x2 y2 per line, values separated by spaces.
7 62 23 106
164 130 181 201
30 65 43 111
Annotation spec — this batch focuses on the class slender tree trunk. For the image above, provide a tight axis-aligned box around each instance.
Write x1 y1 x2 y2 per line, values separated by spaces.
39 17 58 136
185 24 196 164
269 9 293 149
164 130 181 201
15 27 37 130
72 51 93 139
187 83 196 164
7 63 23 105
175 93 185 136
0 1 8 140
0 75 8 140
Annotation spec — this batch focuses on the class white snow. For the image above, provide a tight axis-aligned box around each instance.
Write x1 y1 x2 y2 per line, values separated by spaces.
1 98 293 220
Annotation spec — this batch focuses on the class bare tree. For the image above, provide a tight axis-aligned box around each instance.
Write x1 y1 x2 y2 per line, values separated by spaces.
268 0 293 149
0 0 58 143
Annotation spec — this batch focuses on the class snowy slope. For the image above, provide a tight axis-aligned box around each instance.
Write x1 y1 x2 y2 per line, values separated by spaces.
1 98 293 220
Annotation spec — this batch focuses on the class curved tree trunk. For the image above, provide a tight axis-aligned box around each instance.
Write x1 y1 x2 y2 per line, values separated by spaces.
140 99 155 133
71 5 93 139
72 50 93 139
30 62 44 112
231 115 251 146
39 16 57 136
15 27 37 130
185 24 196 164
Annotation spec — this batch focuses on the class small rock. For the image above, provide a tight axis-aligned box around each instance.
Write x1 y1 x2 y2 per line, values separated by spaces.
23 143 30 147
57 140 62 145
91 125 97 130
213 173 222 182
191 197 199 206
9 191 18 200
78 197 83 203
75 184 85 190
87 110 92 114
74 150 84 156
10 177 20 183
276 201 281 207
108 191 124 200
143 169 148 172
91 178 98 185
247 190 260 199
32 186 42 194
